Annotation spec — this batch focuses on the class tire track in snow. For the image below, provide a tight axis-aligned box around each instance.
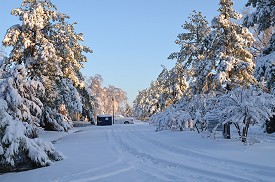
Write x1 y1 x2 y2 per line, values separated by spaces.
110 126 257 182
129 126 275 181
52 128 132 182
110 128 212 182
65 166 135 182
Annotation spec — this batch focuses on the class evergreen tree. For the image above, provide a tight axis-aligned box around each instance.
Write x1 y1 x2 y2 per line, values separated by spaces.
203 0 256 92
2 0 63 78
168 11 210 95
0 65 44 133
132 64 188 121
2 0 93 130
77 85 95 122
168 10 210 67
0 99 63 172
51 21 92 86
155 66 170 111
0 63 63 171
241 7 274 60
166 63 188 104
244 0 275 93
244 0 274 34
0 46 5 60
244 0 275 132
123 103 133 117
133 89 151 121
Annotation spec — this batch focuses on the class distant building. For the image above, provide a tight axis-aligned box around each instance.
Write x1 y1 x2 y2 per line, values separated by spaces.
97 115 112 126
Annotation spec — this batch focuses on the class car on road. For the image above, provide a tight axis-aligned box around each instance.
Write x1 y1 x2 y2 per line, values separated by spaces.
114 115 134 124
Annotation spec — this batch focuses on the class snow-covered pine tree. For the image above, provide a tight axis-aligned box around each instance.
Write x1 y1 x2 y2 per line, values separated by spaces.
123 103 133 117
241 7 274 60
0 98 63 172
133 89 151 121
149 81 163 115
51 21 92 86
167 63 188 104
0 46 5 60
244 0 275 133
2 0 67 131
154 66 170 111
3 0 93 130
203 0 256 92
0 60 62 172
168 10 210 67
2 0 63 79
50 18 94 122
77 84 95 122
152 64 188 112
168 11 210 95
133 64 188 121
0 64 44 137
244 0 275 93
244 0 274 34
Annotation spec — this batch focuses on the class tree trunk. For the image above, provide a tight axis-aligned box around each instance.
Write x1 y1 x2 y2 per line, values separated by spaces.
241 126 248 143
242 119 250 143
234 123 241 137
223 123 231 139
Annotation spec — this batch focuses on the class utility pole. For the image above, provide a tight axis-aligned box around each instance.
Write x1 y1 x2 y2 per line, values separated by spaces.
112 97 115 124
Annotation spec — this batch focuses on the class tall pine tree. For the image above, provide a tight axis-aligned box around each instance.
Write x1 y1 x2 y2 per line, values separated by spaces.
2 0 93 130
244 0 275 93
168 11 211 95
203 0 256 92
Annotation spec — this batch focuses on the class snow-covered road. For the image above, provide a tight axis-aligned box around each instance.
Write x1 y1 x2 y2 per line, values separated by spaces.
1 122 275 182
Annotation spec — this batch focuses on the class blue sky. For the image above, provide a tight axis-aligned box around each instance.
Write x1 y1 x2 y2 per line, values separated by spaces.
0 0 247 105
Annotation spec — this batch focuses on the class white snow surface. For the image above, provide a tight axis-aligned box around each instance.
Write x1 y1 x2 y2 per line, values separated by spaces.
1 121 275 182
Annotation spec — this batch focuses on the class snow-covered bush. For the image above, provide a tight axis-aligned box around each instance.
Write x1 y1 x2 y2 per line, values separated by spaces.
0 65 44 137
41 106 72 132
0 99 63 172
150 105 192 132
210 87 275 142
175 94 218 133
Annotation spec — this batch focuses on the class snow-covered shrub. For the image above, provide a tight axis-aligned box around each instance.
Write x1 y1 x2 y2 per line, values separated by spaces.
150 105 192 131
41 106 72 132
0 65 44 137
177 94 214 133
0 99 63 173
210 87 275 142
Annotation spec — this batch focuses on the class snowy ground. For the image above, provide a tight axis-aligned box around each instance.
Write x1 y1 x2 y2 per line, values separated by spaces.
1 121 275 182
